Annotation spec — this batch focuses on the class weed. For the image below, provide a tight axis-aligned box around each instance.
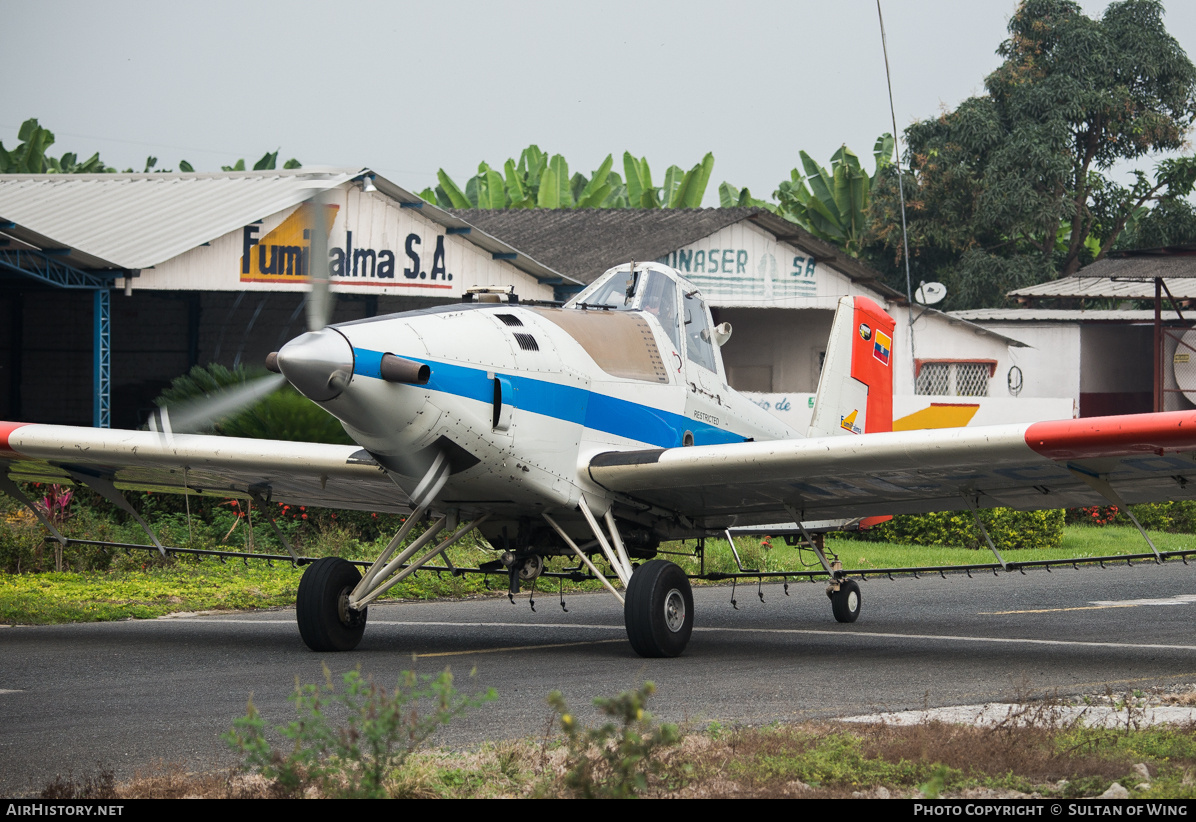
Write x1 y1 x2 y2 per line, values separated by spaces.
223 665 496 798
920 764 951 798
547 681 683 798
38 767 116 800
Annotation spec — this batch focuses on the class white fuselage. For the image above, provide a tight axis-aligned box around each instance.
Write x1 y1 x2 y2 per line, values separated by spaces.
283 264 796 543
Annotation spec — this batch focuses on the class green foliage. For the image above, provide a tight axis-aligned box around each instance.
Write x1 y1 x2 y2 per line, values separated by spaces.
0 118 107 174
547 682 682 798
773 133 894 257
1114 198 1196 250
855 508 1064 551
224 666 496 798
0 117 300 175
718 181 772 209
223 151 301 173
154 363 352 444
869 0 1196 308
419 144 715 210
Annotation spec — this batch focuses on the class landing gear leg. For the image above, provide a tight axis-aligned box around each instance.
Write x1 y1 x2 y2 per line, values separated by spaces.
297 557 368 651
828 578 861 623
787 509 863 625
624 560 694 658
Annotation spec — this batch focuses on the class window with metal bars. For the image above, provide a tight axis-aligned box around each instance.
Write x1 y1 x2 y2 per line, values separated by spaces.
914 361 992 396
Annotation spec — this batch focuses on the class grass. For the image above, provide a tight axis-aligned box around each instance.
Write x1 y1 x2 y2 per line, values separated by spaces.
667 524 1193 581
0 524 1187 625
829 525 1196 571
0 531 507 624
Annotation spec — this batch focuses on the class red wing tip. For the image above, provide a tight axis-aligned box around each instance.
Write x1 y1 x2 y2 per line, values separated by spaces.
1025 411 1196 460
0 421 31 457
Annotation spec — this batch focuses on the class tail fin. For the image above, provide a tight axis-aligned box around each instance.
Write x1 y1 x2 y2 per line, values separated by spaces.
808 296 895 438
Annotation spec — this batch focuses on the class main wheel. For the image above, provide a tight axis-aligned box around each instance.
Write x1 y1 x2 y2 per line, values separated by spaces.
829 579 861 623
624 560 694 658
297 557 367 651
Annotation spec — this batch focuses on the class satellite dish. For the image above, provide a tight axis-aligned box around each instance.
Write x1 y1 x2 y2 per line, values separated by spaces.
915 282 947 305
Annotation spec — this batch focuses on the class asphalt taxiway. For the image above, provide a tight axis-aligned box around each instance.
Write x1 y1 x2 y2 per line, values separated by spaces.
4 560 1196 794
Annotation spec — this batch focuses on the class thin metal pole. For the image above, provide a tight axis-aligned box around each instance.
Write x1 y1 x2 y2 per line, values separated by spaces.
877 0 916 365
1155 277 1162 412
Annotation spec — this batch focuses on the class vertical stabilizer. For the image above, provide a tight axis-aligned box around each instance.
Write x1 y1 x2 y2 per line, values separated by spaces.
807 296 895 438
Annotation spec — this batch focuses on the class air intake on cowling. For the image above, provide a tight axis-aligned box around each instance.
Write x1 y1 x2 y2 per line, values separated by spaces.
513 333 539 352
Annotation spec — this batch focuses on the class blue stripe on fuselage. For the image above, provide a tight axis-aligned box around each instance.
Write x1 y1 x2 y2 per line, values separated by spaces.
352 348 744 448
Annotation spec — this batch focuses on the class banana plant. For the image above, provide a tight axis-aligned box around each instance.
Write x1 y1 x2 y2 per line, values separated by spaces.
774 133 894 256
1 118 300 175
420 146 715 210
718 182 773 210
662 152 714 208
0 118 106 173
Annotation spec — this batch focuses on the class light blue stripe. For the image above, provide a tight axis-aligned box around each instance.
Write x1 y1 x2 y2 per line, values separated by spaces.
352 348 746 449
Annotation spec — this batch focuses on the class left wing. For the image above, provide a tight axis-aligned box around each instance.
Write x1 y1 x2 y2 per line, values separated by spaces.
1 421 409 512
588 412 1196 528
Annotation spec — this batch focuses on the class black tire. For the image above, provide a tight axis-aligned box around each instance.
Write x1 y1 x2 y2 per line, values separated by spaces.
624 560 694 658
830 579 861 623
297 557 367 651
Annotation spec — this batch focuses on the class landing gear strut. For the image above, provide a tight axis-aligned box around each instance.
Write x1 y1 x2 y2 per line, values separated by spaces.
297 557 368 651
624 560 694 657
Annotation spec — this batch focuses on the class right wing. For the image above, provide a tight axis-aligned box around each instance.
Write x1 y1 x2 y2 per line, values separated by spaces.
589 412 1196 529
1 421 409 512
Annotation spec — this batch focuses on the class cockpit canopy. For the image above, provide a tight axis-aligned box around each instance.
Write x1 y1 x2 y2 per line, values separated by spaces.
566 262 722 375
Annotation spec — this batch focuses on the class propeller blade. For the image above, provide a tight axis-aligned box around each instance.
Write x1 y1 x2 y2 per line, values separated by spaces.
306 191 332 332
151 373 286 434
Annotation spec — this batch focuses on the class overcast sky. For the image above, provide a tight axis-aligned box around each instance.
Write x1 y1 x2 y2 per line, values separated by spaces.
4 0 1194 206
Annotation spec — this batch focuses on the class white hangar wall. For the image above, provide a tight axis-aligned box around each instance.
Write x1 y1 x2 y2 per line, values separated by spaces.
134 186 557 301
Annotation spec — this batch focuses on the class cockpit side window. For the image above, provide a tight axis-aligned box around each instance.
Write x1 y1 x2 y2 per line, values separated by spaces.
639 272 681 351
683 291 718 373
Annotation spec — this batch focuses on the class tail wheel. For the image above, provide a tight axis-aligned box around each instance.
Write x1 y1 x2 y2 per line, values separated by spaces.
829 579 862 623
624 560 694 658
297 557 367 651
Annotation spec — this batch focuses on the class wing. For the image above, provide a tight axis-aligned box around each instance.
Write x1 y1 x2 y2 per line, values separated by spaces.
588 412 1196 528
1 421 409 512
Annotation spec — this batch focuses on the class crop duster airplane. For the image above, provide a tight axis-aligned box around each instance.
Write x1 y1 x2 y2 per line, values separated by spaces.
5 257 1196 657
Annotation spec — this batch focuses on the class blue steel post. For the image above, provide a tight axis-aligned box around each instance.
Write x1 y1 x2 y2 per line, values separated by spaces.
93 287 110 428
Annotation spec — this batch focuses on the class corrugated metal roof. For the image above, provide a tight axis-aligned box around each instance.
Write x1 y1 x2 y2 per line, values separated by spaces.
951 308 1167 322
0 169 576 286
449 207 902 298
917 306 1029 347
0 217 123 273
1007 276 1196 300
1077 249 1196 280
0 168 361 270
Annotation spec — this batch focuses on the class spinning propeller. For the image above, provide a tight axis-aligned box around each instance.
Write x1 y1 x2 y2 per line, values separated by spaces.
149 187 337 437
149 180 447 508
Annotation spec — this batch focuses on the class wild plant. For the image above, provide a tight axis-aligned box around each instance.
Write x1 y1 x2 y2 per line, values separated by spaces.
547 681 682 798
223 665 496 798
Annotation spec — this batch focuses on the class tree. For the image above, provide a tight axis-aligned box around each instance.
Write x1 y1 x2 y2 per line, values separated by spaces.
869 0 1196 308
1114 197 1196 249
418 145 716 210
